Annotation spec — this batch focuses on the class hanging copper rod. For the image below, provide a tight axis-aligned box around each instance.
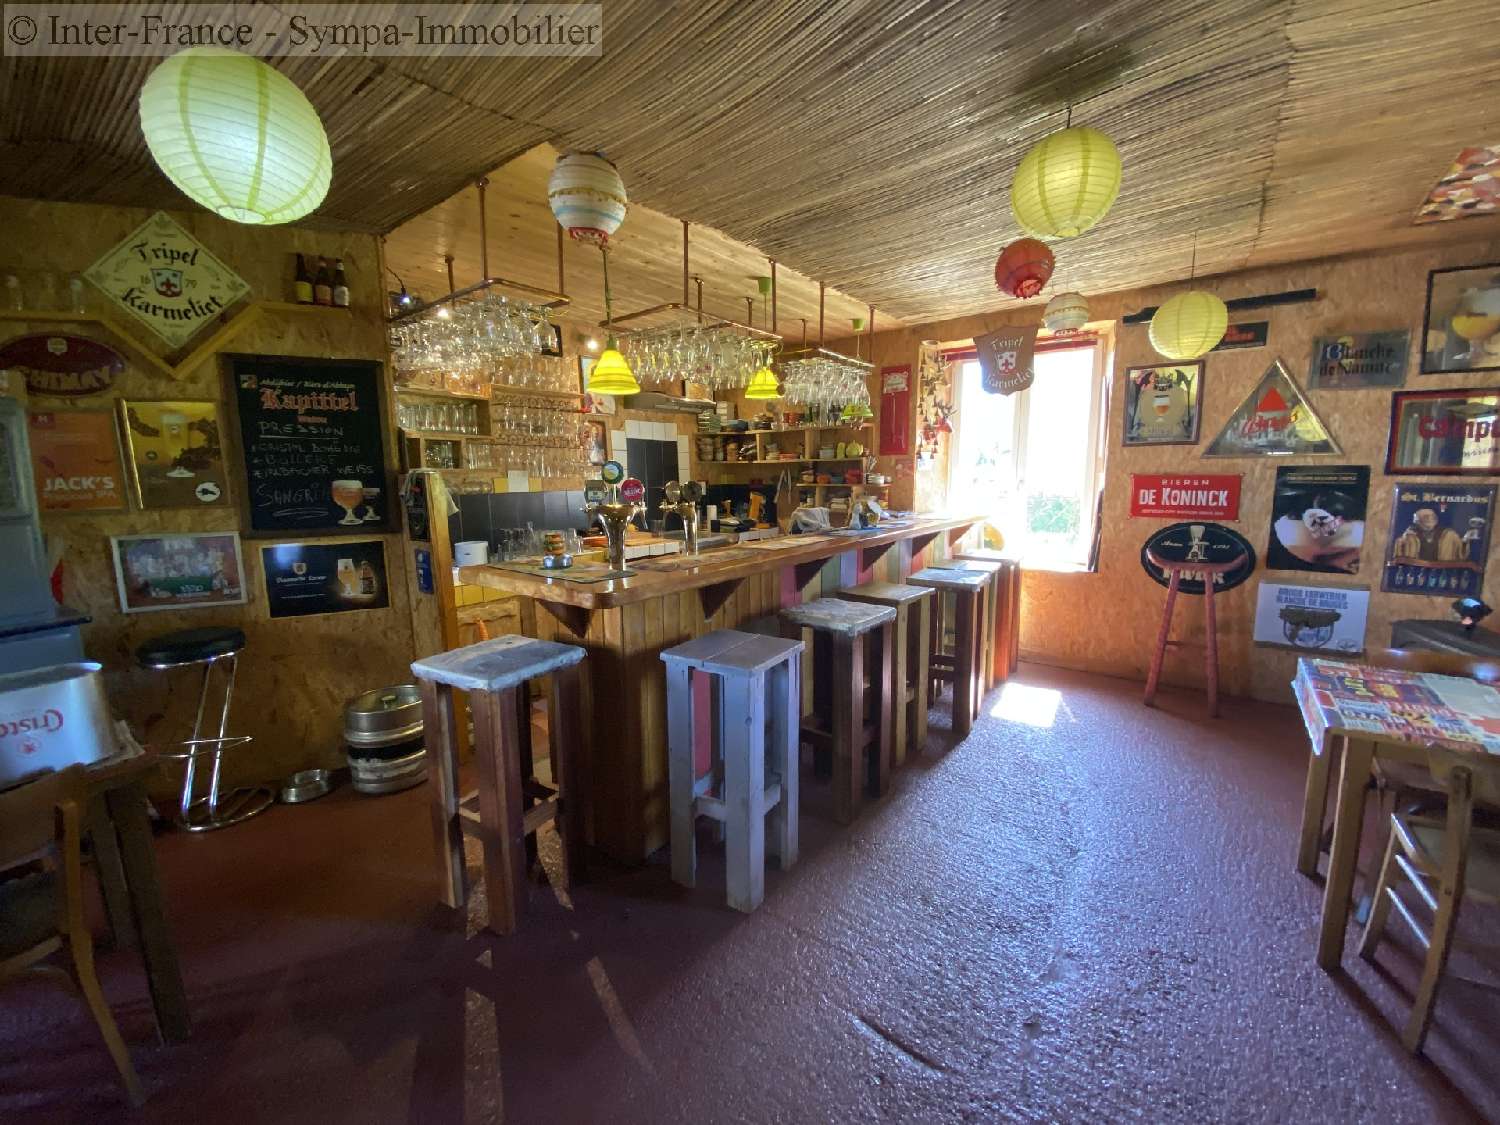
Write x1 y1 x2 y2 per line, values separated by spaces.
694 276 704 322
800 318 808 348
867 304 875 358
682 220 690 307
745 296 754 325
476 178 489 280
444 254 455 292
556 225 565 295
818 281 825 345
770 260 778 334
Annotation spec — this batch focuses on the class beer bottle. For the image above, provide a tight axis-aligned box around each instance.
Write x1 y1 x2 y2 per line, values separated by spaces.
294 254 313 304
313 257 333 306
332 258 350 308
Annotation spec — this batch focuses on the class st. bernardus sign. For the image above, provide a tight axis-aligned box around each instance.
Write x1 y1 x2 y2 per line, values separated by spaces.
85 212 250 350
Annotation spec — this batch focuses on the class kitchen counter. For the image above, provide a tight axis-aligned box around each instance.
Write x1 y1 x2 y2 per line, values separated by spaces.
459 515 981 861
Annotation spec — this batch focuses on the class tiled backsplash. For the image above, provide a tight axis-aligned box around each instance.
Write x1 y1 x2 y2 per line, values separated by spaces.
449 488 589 552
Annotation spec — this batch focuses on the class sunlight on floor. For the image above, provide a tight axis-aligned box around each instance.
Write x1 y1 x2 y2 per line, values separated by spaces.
988 682 1062 728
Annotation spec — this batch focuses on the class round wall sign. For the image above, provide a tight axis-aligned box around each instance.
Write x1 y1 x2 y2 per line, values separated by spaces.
0 334 124 396
600 459 624 485
618 477 645 503
1139 522 1256 595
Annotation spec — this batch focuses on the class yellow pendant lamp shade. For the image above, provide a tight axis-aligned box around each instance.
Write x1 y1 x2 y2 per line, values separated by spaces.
139 47 331 225
1149 291 1229 360
1010 126 1122 239
588 345 640 396
744 366 781 400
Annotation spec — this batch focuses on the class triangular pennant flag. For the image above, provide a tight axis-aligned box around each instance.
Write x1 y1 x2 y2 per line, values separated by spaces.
1203 358 1342 457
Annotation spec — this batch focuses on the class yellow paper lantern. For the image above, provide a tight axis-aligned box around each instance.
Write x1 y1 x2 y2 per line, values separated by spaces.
1010 126 1122 239
588 346 640 396
743 366 781 400
139 47 331 225
1149 291 1229 360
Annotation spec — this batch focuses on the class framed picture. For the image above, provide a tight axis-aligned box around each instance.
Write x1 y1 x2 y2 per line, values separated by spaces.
1264 465 1369 576
1382 483 1495 597
110 532 247 613
579 355 615 415
27 409 127 512
1385 388 1500 476
1253 582 1369 655
1203 359 1340 457
1122 362 1202 446
261 540 390 618
118 399 229 509
584 417 609 466
1421 263 1500 374
1307 330 1409 389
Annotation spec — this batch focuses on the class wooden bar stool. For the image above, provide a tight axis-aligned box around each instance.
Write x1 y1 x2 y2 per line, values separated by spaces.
907 567 989 738
955 551 1022 680
661 629 803 912
411 635 587 935
934 558 1003 690
779 598 897 824
1142 548 1246 718
837 583 934 766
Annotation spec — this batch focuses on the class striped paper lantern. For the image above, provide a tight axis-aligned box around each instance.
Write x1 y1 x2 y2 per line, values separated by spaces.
139 48 331 225
1149 291 1229 360
994 238 1055 299
1010 126 1122 239
1043 291 1090 333
548 152 628 247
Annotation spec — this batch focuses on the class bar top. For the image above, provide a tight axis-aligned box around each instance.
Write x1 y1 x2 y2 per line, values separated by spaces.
459 515 981 610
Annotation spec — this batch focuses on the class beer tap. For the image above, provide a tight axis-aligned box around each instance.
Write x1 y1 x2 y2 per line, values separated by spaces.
586 461 644 572
660 480 704 556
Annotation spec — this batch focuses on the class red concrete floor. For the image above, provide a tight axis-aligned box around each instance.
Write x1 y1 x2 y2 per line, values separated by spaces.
2 663 1497 1124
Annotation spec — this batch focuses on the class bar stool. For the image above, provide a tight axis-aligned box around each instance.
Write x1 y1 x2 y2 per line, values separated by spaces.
779 598 896 824
135 627 272 832
934 558 1003 690
411 635 587 935
907 567 989 738
661 629 803 912
836 583 934 766
1142 548 1246 718
955 551 1022 681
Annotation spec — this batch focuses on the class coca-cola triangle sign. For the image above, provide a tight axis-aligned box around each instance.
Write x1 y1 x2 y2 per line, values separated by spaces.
1203 358 1341 457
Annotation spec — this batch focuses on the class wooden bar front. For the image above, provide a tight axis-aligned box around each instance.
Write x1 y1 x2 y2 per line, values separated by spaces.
460 517 979 861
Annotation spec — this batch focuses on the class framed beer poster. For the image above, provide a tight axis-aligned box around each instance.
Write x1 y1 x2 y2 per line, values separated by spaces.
28 409 127 512
118 399 230 509
1385 388 1500 476
1123 362 1202 446
110 532 247 614
225 356 395 536
261 540 390 618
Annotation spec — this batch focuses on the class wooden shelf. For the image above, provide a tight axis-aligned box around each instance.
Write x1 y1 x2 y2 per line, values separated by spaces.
696 423 871 438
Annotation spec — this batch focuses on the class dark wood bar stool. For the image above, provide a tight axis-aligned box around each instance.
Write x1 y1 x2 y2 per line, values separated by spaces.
661 629 804 912
1142 549 1245 718
411 635 587 935
836 583 935 766
779 598 897 824
954 551 1022 681
933 558 1003 690
907 567 989 738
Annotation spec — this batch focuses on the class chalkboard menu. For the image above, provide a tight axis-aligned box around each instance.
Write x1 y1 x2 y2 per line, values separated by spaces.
226 356 394 536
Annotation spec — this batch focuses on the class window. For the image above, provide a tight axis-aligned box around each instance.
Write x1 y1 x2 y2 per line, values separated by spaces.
948 339 1108 570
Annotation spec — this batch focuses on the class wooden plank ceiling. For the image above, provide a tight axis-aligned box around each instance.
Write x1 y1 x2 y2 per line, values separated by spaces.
3 0 1499 327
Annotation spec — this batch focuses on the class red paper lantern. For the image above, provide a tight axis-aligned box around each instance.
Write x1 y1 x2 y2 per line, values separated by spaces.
993 238 1055 299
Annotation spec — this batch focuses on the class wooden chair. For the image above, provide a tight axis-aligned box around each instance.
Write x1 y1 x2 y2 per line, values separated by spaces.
837 583 934 766
1357 748 1500 1054
1366 646 1500 684
0 766 144 1105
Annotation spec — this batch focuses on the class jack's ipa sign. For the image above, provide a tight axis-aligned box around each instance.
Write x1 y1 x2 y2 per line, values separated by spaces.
0 334 123 397
27 410 127 512
85 212 249 349
975 325 1037 395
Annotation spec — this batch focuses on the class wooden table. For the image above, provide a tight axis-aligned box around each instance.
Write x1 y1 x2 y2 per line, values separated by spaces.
461 516 980 860
1292 657 1500 971
83 755 190 1041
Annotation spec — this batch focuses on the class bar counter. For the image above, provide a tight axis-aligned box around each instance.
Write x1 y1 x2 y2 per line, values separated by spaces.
460 514 980 860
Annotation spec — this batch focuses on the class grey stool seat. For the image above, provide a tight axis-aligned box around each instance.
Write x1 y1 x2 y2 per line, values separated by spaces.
411 634 588 935
908 566 990 590
908 567 990 738
662 629 803 912
933 558 1004 689
779 597 898 822
137 626 269 832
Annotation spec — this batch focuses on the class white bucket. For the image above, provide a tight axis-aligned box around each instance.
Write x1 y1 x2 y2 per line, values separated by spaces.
0 662 115 785
453 540 489 566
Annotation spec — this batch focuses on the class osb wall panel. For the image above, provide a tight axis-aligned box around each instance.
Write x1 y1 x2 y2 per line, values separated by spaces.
0 196 414 789
830 239 1500 703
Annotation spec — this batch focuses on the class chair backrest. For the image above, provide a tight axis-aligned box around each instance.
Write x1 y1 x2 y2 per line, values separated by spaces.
1419 744 1500 810
0 766 84 873
1367 646 1500 684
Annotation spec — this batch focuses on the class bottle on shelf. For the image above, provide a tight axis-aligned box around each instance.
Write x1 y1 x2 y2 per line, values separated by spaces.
294 254 314 304
332 258 349 308
313 257 333 306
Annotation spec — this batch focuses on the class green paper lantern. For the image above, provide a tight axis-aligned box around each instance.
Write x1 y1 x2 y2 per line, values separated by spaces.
139 47 332 225
1150 291 1229 360
1010 126 1122 239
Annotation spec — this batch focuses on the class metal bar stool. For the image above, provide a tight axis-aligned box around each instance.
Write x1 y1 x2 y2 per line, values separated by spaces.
1142 548 1246 718
907 567 989 738
836 583 934 766
136 627 272 831
934 558 1004 690
412 635 587 935
954 551 1022 681
661 629 803 912
779 597 896 824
